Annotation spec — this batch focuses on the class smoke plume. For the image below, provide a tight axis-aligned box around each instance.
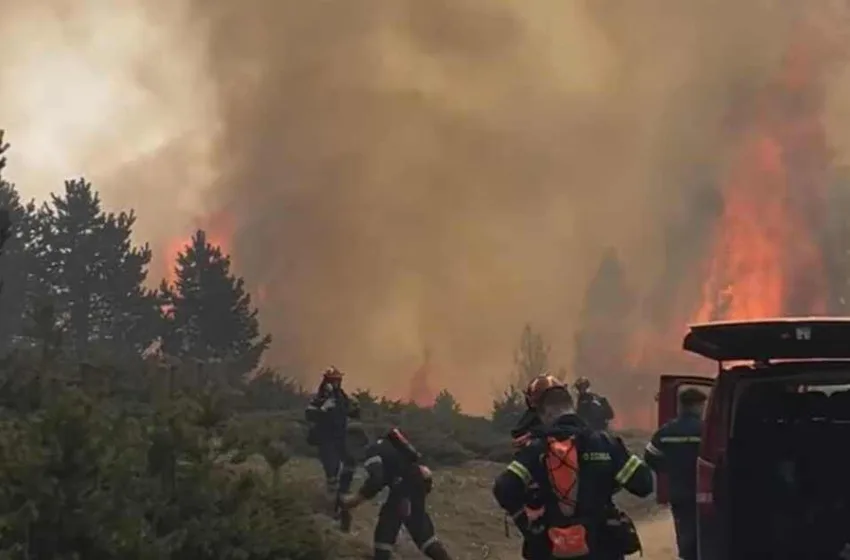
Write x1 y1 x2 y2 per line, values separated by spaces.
195 1 846 412
5 0 850 413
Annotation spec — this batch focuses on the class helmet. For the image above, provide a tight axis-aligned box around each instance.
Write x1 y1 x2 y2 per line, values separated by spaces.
525 374 566 409
322 366 343 380
574 377 590 390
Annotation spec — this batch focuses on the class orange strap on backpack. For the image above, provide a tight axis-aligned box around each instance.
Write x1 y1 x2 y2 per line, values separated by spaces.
544 436 589 558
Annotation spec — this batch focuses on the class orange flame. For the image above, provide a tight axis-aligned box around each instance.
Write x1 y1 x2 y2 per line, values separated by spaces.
695 38 829 323
620 34 832 430
161 211 236 285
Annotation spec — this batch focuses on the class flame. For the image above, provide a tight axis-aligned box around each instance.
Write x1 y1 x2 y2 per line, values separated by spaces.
695 38 829 323
618 33 833 430
161 211 236 285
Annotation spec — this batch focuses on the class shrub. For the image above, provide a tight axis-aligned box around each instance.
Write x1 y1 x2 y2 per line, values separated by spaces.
0 362 329 559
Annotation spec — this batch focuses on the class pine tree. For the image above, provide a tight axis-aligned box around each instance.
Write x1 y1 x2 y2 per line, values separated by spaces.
161 229 270 381
0 133 44 354
0 181 40 353
37 179 160 358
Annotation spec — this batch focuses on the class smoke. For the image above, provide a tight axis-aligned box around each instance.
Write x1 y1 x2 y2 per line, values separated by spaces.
0 0 219 258
189 0 836 413
5 0 850 414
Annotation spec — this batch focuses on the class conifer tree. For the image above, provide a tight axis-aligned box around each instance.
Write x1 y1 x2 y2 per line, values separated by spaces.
161 229 270 381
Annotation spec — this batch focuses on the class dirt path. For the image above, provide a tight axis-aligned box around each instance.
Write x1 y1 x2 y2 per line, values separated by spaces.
282 457 679 559
636 512 677 559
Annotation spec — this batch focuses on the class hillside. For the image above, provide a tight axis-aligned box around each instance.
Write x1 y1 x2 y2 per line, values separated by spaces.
282 454 678 559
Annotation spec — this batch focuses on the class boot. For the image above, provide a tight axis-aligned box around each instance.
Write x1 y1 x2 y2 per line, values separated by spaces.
374 547 392 560
339 507 352 533
424 541 452 560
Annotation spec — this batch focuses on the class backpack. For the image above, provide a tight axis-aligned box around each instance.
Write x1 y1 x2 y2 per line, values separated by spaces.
543 434 590 559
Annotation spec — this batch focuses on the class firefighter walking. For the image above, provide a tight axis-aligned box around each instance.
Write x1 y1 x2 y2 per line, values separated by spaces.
493 377 653 559
305 366 360 523
644 388 707 560
340 426 452 560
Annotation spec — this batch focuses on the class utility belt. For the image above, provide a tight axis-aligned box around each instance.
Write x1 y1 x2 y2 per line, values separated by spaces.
543 508 642 559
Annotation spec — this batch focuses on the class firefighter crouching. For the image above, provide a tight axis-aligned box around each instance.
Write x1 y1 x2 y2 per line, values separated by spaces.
493 378 653 559
340 426 452 560
574 377 615 431
644 388 707 560
305 366 360 518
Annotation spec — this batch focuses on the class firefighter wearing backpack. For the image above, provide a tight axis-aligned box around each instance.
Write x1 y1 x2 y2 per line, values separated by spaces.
644 387 706 560
305 366 360 506
493 377 653 559
339 426 452 560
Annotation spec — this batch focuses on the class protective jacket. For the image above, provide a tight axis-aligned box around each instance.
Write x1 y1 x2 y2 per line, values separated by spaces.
644 411 701 506
493 414 652 558
357 432 450 560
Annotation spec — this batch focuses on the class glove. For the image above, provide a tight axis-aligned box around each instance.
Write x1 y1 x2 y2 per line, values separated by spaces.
419 465 434 494
321 398 336 412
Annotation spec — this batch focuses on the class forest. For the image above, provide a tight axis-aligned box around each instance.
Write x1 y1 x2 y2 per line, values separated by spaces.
0 131 584 558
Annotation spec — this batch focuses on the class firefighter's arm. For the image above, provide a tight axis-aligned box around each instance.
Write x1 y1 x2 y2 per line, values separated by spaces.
611 437 654 498
304 396 324 422
342 449 385 510
492 447 537 530
357 451 386 499
643 429 666 472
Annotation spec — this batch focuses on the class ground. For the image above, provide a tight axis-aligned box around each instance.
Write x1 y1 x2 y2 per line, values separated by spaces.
282 457 678 559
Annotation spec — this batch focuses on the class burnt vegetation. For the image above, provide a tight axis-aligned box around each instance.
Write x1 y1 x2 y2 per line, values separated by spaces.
0 133 604 558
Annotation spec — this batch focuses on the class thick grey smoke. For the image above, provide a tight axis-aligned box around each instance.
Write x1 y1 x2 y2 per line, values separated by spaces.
190 1 833 412
5 0 850 413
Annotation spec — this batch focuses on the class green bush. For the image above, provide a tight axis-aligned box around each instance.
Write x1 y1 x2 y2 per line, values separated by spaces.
0 361 329 560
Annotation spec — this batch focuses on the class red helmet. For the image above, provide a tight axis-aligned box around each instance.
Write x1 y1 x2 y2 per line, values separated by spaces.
322 366 343 380
525 374 565 409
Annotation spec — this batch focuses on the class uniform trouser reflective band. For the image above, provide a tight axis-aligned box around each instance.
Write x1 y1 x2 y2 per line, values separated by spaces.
660 436 701 443
615 454 643 484
420 536 439 552
506 461 532 485
375 543 394 552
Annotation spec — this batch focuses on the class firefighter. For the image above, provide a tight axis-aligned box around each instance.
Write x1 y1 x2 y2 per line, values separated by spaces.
574 377 615 431
339 426 452 560
493 378 653 559
644 387 707 560
507 375 552 558
305 366 360 512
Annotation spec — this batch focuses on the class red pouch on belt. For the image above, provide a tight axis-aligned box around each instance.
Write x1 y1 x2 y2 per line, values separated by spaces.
547 524 590 558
